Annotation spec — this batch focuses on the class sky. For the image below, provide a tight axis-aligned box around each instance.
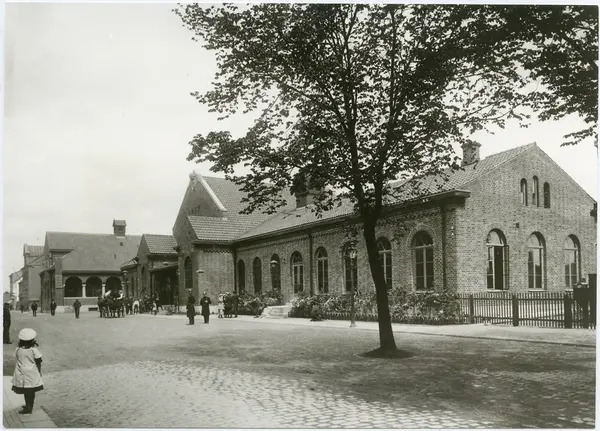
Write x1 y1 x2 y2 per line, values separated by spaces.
2 3 598 291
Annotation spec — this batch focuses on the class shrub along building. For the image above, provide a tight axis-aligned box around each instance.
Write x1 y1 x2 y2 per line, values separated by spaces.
168 142 596 304
39 220 141 313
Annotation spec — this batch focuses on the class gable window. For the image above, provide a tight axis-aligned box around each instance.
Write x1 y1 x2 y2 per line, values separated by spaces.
270 254 281 291
486 230 509 290
237 260 246 294
520 179 528 206
316 248 329 293
413 232 434 291
377 237 393 289
564 235 580 289
253 257 262 295
543 182 551 208
342 243 358 292
291 252 304 293
532 176 539 207
527 233 546 290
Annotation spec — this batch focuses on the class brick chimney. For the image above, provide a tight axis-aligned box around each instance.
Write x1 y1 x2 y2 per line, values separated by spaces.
291 173 321 209
461 141 481 166
113 219 126 236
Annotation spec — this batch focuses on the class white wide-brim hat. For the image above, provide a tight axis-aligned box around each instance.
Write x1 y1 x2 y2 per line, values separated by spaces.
18 328 37 341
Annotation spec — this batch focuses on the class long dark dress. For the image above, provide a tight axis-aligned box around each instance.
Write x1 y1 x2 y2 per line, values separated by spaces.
200 296 211 317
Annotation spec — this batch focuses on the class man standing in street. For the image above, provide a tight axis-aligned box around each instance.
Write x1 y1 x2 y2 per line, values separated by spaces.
31 302 38 317
232 292 239 318
73 299 82 319
186 293 196 325
200 292 212 324
50 299 57 316
4 303 12 344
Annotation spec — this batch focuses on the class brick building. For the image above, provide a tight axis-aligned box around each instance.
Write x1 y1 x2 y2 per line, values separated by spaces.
169 142 596 304
20 244 45 309
39 220 141 312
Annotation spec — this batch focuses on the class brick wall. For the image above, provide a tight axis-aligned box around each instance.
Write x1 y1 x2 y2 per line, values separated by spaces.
454 146 596 293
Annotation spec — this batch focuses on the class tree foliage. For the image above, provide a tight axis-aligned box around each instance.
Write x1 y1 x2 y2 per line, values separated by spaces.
175 4 597 352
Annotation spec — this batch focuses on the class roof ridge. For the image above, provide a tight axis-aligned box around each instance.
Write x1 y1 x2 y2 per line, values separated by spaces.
197 175 228 212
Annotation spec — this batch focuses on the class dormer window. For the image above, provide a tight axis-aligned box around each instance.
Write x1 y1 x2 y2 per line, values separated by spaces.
520 179 528 206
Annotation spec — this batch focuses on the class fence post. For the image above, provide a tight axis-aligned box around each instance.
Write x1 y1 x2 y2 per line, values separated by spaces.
469 294 474 324
511 294 519 327
564 293 573 329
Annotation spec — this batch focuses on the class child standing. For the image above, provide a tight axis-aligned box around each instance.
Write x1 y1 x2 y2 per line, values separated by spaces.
12 328 44 414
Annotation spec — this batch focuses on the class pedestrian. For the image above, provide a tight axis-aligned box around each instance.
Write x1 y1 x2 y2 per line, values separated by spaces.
155 297 163 312
200 292 212 324
232 292 239 318
152 301 158 316
12 328 44 415
73 299 81 319
133 298 139 315
186 293 196 325
50 300 57 316
217 294 224 318
20 305 24 313
30 302 38 317
4 303 12 344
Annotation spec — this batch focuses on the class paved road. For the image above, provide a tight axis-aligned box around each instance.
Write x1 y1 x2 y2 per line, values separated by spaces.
3 311 595 428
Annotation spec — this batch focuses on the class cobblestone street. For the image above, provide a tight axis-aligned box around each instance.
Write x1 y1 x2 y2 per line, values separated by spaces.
3 312 595 428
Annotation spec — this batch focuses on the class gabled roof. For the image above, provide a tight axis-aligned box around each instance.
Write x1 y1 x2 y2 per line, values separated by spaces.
9 270 23 283
143 234 178 255
113 219 127 227
23 244 44 256
187 175 295 241
45 232 142 272
239 143 538 240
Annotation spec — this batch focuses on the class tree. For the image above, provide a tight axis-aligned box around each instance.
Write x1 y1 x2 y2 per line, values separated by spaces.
175 4 596 354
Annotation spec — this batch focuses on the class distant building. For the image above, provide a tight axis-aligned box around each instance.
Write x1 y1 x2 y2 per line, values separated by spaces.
39 220 141 312
7 269 22 309
21 244 44 309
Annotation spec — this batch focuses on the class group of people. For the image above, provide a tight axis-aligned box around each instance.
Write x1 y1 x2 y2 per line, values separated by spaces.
186 291 212 325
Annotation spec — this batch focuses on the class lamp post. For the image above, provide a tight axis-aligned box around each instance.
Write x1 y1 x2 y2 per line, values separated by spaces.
349 249 357 328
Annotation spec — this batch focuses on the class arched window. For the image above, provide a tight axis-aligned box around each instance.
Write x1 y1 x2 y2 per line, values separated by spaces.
64 277 82 297
343 243 358 293
486 230 508 290
413 232 434 291
527 233 546 290
543 182 551 208
520 179 528 206
316 248 329 293
270 254 281 291
377 237 393 289
237 260 246 294
291 252 304 293
532 176 539 207
141 266 147 295
184 257 193 292
253 257 262 295
564 235 581 289
85 276 102 298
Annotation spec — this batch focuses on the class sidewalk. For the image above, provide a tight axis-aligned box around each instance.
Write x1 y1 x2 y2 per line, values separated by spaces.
3 377 56 428
142 312 596 347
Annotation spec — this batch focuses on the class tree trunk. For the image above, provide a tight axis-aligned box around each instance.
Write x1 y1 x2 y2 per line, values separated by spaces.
363 217 397 352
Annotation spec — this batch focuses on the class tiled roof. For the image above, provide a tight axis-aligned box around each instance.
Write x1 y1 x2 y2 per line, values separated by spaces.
9 270 23 283
144 234 178 255
46 232 142 272
24 244 44 256
188 176 296 241
239 143 537 240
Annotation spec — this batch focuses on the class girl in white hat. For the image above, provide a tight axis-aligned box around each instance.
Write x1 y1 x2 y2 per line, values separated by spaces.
11 328 44 414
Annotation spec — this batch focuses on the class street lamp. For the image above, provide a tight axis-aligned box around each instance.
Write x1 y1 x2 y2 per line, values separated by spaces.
349 249 357 328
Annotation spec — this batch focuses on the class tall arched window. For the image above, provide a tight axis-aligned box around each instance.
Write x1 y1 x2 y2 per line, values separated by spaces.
543 182 551 208
377 237 393 289
291 252 304 293
413 232 434 291
184 258 192 292
316 248 329 293
270 254 281 291
564 235 581 289
237 260 246 294
527 233 546 290
343 243 358 293
486 230 508 290
520 179 528 206
253 257 262 295
64 277 82 297
532 176 540 207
